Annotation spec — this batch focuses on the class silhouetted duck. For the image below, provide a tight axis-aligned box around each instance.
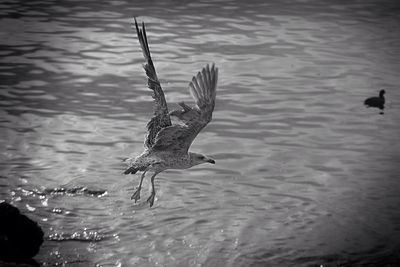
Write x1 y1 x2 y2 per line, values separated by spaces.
364 89 385 110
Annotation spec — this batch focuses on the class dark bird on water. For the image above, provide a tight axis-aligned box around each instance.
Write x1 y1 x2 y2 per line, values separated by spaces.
364 89 385 110
123 19 218 207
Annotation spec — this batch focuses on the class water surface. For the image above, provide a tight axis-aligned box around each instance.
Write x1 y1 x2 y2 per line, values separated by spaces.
1 0 400 266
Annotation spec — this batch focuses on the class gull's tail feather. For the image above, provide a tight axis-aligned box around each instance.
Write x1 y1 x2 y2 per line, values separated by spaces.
124 165 147 175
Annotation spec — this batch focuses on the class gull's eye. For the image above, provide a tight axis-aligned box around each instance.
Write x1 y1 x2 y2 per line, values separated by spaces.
198 156 205 160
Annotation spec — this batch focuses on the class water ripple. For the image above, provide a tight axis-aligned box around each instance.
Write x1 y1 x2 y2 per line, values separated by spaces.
1 0 400 266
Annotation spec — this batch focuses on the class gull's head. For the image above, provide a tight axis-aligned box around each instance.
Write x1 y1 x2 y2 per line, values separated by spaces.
190 152 215 166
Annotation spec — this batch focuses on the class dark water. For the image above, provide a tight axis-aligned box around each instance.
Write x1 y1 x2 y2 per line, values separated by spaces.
1 0 400 266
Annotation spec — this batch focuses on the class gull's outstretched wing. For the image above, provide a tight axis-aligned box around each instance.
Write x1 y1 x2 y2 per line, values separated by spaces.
151 64 218 153
134 18 171 148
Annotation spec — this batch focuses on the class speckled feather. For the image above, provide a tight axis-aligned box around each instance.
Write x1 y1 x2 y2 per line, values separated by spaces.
134 19 171 149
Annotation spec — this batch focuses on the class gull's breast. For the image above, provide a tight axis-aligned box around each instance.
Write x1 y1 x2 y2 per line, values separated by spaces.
156 153 191 170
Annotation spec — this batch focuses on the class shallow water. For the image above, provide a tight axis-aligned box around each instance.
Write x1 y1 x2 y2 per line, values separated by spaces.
1 0 400 266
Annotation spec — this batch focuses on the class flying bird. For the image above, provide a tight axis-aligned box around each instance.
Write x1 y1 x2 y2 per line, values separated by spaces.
124 18 218 207
364 89 385 110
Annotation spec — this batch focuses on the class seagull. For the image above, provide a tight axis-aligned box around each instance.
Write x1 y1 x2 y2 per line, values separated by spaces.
123 19 218 207
364 89 385 110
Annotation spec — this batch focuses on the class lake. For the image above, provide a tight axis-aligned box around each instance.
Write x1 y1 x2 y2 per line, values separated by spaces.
1 0 400 266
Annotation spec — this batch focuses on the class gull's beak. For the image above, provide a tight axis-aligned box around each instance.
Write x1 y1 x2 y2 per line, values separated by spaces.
207 158 216 164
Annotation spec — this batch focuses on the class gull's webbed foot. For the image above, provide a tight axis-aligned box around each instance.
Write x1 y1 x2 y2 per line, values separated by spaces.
131 187 141 202
147 192 156 207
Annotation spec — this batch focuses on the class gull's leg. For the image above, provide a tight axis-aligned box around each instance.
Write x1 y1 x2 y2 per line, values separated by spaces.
131 169 147 202
147 172 158 207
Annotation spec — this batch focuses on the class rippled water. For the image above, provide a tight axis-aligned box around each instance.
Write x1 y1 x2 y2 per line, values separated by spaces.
1 0 400 266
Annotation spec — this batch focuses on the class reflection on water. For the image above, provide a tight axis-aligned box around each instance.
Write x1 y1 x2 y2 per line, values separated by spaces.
1 0 400 266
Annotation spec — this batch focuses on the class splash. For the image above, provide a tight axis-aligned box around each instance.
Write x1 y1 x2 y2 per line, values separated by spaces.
16 186 107 198
47 229 106 242
44 186 107 197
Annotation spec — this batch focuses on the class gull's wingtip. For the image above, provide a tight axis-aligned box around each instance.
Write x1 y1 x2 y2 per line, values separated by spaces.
133 17 140 32
213 63 218 72
209 62 218 75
